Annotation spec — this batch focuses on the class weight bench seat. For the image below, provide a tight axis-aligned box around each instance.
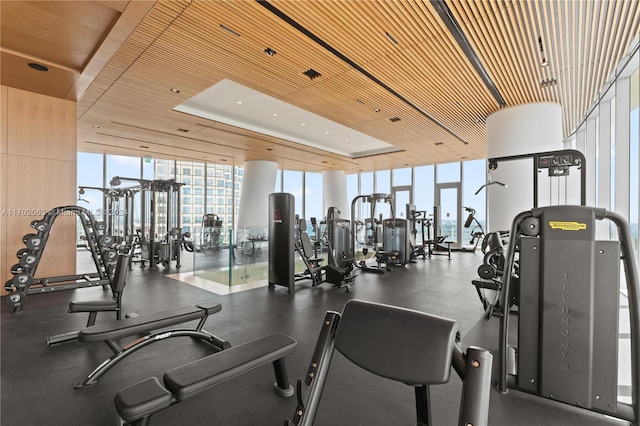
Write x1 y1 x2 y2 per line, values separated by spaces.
115 377 173 423
115 333 297 425
74 301 227 389
78 301 221 343
165 333 297 400
472 278 500 291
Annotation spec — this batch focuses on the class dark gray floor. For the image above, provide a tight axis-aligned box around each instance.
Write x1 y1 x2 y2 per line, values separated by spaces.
0 250 629 425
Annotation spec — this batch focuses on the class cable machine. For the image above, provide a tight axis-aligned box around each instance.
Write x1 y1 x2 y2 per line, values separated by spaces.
109 177 184 269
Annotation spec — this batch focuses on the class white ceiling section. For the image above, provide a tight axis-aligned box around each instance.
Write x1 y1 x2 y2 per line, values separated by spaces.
173 79 402 159
1 1 639 172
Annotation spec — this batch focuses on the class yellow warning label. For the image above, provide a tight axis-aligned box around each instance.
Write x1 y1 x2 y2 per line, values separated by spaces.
549 221 587 231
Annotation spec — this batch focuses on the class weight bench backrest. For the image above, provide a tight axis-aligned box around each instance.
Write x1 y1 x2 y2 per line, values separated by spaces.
335 299 459 385
110 254 129 295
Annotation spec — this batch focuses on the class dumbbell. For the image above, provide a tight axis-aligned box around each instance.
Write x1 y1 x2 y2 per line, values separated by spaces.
5 291 26 309
30 220 50 233
11 273 33 291
95 221 106 232
18 253 38 268
16 248 30 259
23 234 43 250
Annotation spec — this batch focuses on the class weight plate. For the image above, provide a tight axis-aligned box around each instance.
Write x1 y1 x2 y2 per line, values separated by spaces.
477 264 496 280
5 292 26 309
98 235 115 248
95 221 106 232
104 249 118 262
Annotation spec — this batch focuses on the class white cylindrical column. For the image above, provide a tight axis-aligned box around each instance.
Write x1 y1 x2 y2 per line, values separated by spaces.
237 160 277 242
322 170 348 218
485 103 563 231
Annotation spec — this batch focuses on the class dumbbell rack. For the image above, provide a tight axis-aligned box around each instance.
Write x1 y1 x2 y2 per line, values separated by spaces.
4 205 116 313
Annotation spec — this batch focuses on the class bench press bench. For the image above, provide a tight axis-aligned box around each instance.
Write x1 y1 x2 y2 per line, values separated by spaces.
114 333 297 425
74 301 230 389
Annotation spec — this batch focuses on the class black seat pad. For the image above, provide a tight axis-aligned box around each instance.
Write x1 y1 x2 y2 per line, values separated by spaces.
78 301 221 342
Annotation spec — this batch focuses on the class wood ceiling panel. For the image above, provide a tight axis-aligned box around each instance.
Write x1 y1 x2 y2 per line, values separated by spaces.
1 1 120 71
5 0 638 173
0 51 78 99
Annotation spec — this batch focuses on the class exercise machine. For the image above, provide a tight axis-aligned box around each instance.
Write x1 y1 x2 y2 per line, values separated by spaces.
197 213 223 251
322 207 354 290
350 193 399 272
498 205 639 425
461 206 485 252
109 177 184 269
471 231 513 320
285 299 493 425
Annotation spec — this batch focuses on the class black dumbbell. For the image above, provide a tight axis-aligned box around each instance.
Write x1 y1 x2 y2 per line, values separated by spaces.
12 273 33 291
5 291 26 309
16 248 30 259
23 234 43 250
30 221 49 233
19 254 38 268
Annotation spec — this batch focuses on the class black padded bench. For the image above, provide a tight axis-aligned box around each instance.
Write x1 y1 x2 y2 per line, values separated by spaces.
115 333 297 425
74 301 229 389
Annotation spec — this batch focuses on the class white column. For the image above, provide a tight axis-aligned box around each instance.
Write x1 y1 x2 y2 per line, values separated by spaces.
485 103 563 231
322 170 348 218
237 160 277 242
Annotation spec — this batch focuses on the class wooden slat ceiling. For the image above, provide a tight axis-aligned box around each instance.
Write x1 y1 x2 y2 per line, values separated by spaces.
2 1 638 173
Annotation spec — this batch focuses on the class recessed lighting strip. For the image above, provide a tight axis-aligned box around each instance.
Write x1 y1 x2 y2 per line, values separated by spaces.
429 0 506 107
256 0 471 146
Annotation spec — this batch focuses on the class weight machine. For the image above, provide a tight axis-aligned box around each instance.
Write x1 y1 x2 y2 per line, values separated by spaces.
350 193 403 272
109 177 184 270
497 206 639 425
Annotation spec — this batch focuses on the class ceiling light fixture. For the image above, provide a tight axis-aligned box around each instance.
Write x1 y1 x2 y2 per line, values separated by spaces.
264 47 276 56
92 124 100 128
538 37 549 67
374 108 381 113
385 31 399 45
220 24 241 37
389 116 401 123
28 62 48 72
170 88 180 93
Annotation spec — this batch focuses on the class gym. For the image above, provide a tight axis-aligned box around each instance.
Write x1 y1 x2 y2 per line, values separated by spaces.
1 2 639 425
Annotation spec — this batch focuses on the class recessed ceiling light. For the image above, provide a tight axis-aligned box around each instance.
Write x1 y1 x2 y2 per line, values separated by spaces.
374 108 381 113
28 62 48 72
236 101 243 104
385 31 399 45
325 131 330 134
170 88 180 93
346 138 350 142
272 113 278 117
301 123 306 126
264 47 276 56
92 124 100 128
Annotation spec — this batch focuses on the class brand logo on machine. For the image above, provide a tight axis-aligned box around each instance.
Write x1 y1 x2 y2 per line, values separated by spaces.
154 332 172 340
549 221 587 231
273 209 282 224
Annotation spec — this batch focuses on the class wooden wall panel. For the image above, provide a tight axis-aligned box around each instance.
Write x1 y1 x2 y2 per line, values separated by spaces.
1 86 76 296
6 88 76 160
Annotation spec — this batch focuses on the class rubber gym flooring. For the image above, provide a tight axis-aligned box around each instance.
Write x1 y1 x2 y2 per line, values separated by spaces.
0 249 628 425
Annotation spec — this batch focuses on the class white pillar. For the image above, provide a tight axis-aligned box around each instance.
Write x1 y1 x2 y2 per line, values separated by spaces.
237 160 277 242
485 103 563 231
322 170 348 218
